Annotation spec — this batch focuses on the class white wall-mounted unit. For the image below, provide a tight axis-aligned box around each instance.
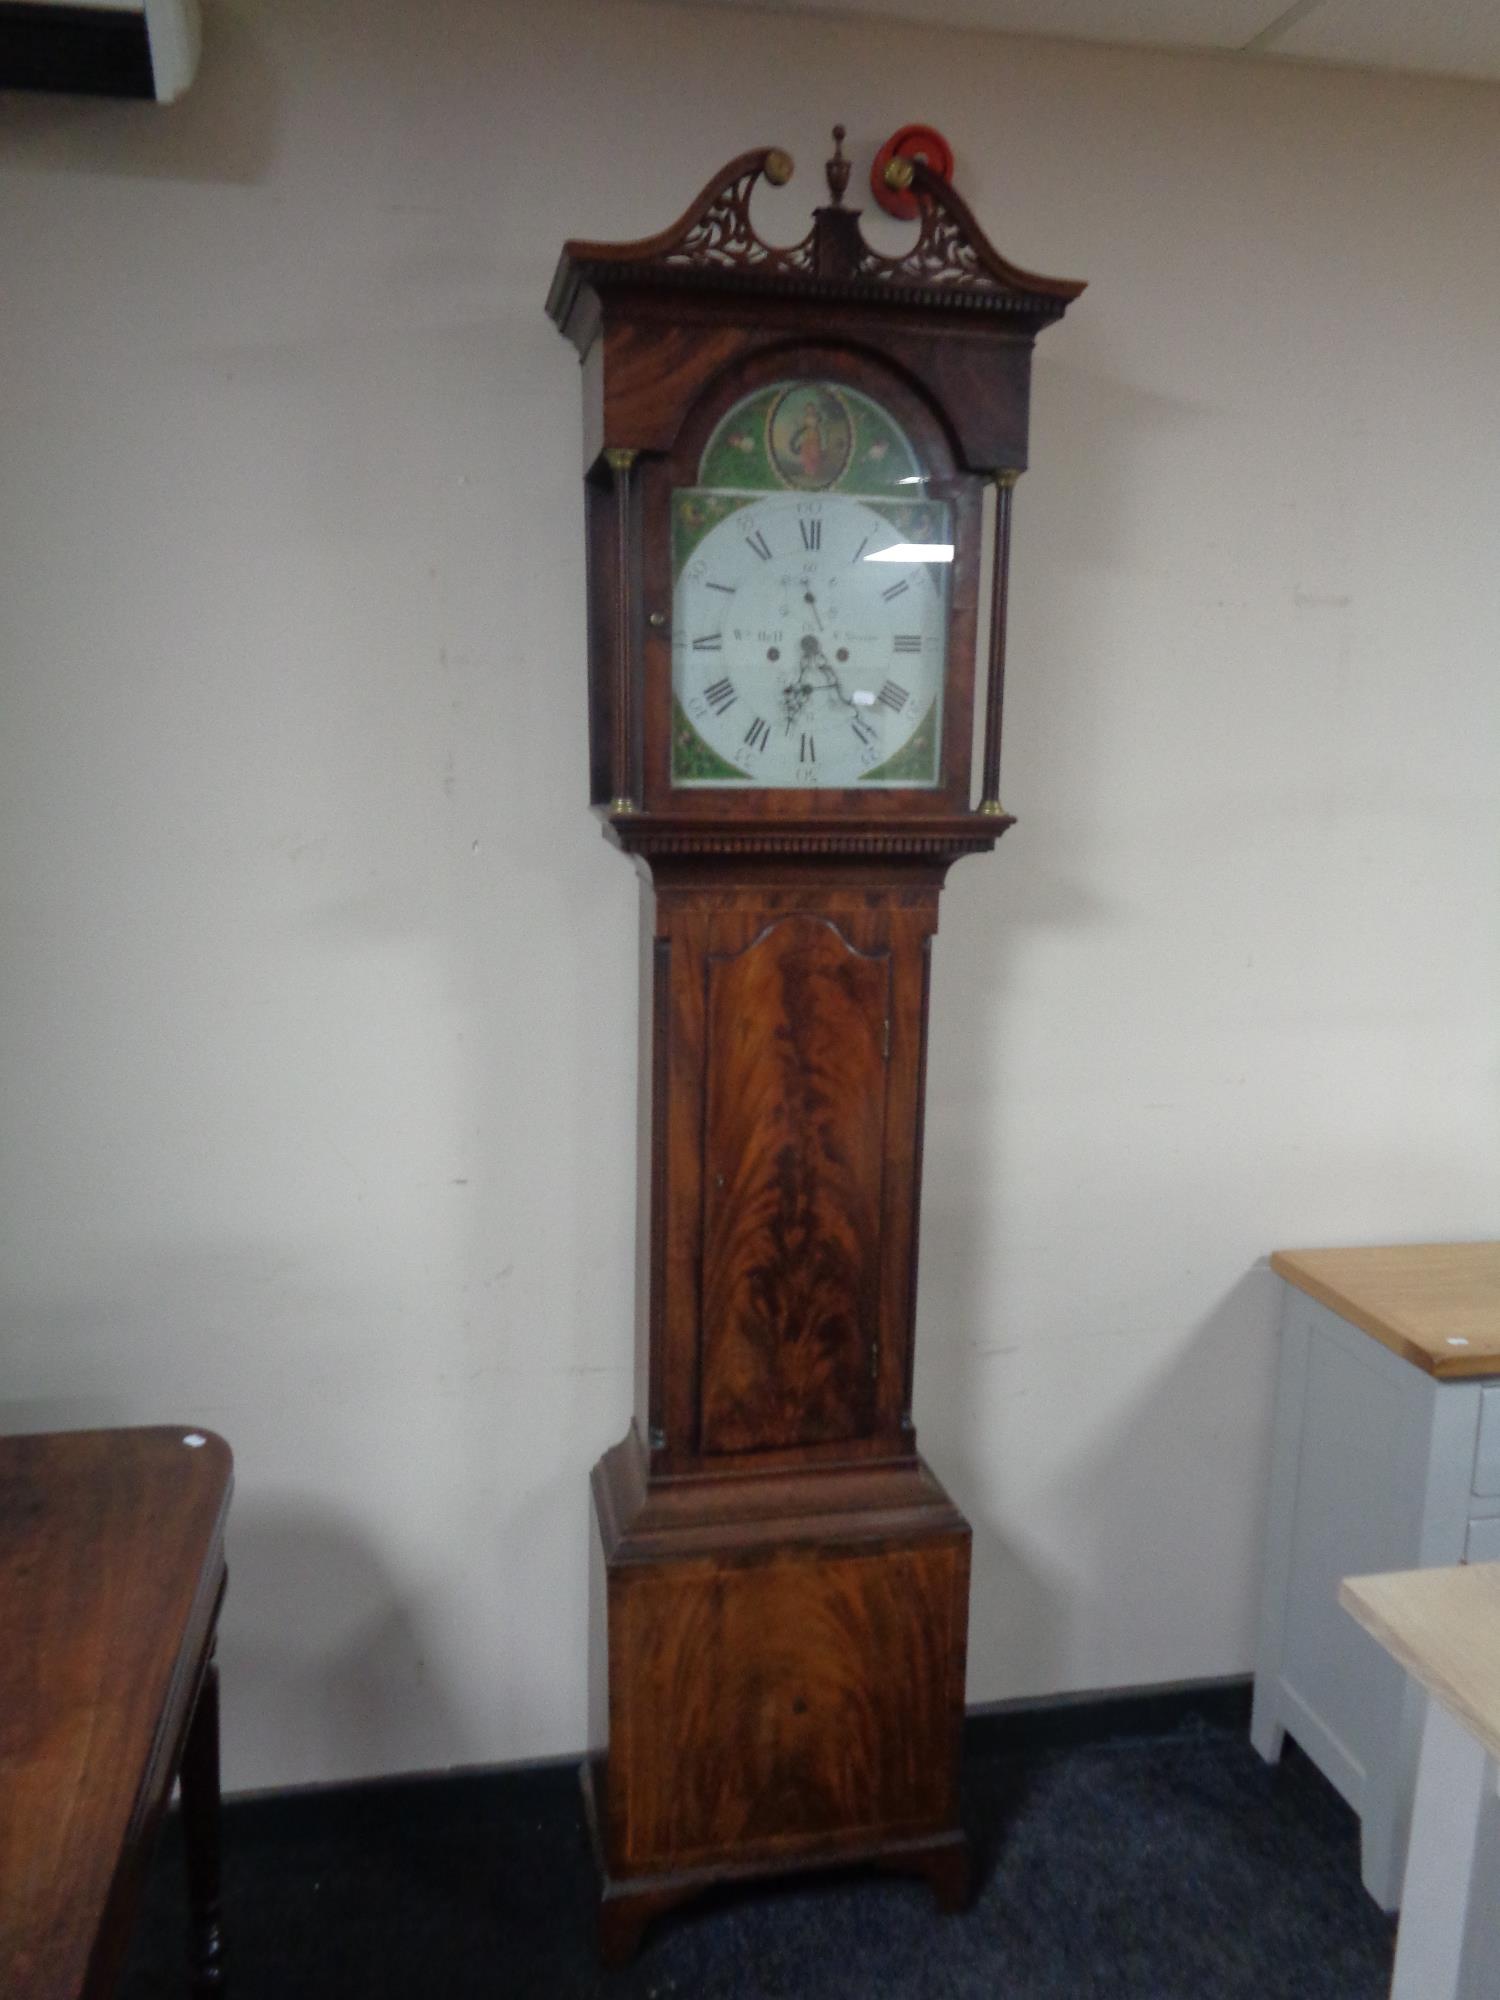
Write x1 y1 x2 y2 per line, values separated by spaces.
0 0 200 102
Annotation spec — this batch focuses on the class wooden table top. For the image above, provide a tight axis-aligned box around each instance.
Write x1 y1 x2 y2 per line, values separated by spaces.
1270 1242 1500 1378
0 1426 233 2000
1342 1562 1500 1765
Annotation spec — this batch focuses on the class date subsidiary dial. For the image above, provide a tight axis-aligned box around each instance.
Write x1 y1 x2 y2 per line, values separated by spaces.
673 491 949 789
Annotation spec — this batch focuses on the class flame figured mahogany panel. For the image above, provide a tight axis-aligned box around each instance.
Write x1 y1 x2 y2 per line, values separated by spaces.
610 1531 967 1874
699 915 890 1455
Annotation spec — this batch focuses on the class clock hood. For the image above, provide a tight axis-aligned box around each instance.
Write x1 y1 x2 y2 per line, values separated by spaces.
546 128 1085 359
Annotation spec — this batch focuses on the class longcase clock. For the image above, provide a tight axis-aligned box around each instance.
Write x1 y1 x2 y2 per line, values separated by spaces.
546 128 1083 1962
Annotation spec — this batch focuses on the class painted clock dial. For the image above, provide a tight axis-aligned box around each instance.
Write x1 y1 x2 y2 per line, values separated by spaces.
672 380 951 790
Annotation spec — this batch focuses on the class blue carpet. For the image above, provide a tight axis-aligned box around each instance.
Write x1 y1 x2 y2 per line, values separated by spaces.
122 1703 1396 1997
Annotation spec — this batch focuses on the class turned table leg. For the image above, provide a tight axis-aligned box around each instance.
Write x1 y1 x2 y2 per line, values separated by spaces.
180 1649 225 1995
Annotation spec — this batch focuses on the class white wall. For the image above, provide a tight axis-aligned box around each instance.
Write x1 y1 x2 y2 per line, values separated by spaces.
2 0 1496 1791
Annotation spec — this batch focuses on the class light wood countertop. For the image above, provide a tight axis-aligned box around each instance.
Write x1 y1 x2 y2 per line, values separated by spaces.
1342 1563 1500 1765
1271 1243 1500 1378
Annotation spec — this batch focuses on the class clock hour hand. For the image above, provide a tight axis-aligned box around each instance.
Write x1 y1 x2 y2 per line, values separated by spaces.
779 651 816 728
790 633 827 695
798 633 855 709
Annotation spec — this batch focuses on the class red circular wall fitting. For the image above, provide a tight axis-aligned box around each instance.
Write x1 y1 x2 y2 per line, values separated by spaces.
870 124 955 220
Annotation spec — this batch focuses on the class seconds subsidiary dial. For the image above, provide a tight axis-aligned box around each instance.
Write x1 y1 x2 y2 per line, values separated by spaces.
673 491 949 789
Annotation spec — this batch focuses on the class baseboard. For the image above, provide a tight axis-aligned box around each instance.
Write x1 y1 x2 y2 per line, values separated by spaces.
965 1673 1253 1754
209 1675 1254 1830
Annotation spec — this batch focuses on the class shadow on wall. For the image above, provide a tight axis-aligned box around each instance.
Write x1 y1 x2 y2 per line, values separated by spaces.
0 1241 412 1435
224 1500 467 1790
1075 1266 1281 1663
910 848 1108 1700
900 329 1221 1698
0 1376 473 1787
0 1394 130 1433
0 0 279 185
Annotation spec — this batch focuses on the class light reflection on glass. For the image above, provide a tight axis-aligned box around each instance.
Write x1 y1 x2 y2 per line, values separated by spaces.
864 542 955 564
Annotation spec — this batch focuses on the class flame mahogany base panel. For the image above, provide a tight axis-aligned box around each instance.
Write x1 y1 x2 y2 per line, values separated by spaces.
585 1427 972 1964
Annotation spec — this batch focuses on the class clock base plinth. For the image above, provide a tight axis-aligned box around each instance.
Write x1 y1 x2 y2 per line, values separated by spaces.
585 1430 972 1962
582 1756 970 1966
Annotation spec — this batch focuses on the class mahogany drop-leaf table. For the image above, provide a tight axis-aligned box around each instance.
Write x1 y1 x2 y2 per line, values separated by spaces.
0 1426 233 1998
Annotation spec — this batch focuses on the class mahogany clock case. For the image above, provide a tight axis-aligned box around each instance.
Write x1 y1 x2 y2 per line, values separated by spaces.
549 137 1084 1960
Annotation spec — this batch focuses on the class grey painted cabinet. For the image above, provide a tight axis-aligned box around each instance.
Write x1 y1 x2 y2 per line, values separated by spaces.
1251 1245 1500 1911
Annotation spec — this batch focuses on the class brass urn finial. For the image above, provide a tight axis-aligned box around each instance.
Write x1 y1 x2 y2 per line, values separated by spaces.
825 125 850 207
